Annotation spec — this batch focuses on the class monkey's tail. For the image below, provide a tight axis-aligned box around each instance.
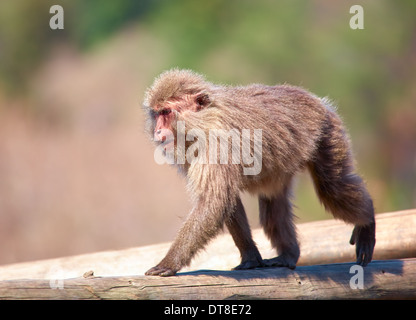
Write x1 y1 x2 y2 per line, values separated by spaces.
307 106 374 226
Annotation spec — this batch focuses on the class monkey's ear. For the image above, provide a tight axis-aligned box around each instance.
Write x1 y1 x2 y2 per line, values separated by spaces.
195 93 211 108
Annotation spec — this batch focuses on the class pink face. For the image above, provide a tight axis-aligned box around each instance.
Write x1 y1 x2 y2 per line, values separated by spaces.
152 93 210 149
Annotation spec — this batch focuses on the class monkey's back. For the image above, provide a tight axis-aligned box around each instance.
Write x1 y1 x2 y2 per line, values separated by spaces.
211 84 329 195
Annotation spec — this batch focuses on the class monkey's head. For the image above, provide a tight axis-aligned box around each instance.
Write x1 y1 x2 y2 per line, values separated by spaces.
143 69 212 149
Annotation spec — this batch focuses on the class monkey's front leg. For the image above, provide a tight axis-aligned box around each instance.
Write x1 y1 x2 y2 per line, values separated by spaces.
145 199 228 276
226 197 264 270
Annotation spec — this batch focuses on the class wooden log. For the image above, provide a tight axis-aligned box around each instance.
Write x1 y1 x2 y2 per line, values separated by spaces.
0 209 414 280
0 259 415 299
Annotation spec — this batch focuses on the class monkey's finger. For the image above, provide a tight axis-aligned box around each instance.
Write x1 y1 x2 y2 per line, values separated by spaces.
356 240 366 265
361 257 369 267
357 252 370 267
349 226 358 245
356 251 364 266
356 243 373 267
362 247 374 267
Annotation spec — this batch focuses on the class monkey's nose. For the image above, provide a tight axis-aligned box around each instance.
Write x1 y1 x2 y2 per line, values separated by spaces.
154 130 166 142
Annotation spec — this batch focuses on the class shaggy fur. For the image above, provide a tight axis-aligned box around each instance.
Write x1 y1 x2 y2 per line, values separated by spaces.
143 69 375 276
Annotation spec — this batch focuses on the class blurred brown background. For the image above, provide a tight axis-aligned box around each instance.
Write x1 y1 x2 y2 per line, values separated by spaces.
0 0 415 265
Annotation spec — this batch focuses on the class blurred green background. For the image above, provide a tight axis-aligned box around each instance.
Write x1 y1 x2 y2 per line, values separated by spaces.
0 0 415 265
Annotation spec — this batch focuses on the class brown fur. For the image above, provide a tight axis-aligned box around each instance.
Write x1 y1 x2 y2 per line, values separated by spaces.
143 69 375 276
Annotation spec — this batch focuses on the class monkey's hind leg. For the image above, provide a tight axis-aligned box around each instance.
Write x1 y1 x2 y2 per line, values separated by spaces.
308 111 375 266
259 182 300 270
226 197 264 270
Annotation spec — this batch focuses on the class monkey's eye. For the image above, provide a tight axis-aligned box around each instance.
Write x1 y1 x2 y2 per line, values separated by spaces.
159 109 172 116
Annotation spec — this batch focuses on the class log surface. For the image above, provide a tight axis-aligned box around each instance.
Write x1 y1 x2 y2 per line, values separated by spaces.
0 209 414 281
0 209 415 299
0 259 415 300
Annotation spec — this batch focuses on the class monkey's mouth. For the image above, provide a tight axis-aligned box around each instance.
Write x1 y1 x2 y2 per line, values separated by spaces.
159 139 175 151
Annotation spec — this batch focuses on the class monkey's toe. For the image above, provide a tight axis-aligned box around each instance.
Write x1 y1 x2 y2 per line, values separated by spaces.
232 259 265 270
145 266 177 277
263 256 297 270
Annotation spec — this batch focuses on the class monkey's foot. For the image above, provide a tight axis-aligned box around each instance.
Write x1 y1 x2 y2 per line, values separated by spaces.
263 255 297 270
232 259 265 270
145 265 177 277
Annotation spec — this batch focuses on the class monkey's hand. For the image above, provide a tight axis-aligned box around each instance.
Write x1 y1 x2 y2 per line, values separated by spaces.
145 264 178 277
349 221 376 267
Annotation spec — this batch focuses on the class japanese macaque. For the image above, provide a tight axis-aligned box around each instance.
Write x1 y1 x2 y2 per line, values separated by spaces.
142 69 375 276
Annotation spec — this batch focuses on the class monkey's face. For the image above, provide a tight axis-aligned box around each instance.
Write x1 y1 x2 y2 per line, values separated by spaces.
149 92 211 151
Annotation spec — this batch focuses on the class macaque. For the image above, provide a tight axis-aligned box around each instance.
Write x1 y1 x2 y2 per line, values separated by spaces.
142 69 375 276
